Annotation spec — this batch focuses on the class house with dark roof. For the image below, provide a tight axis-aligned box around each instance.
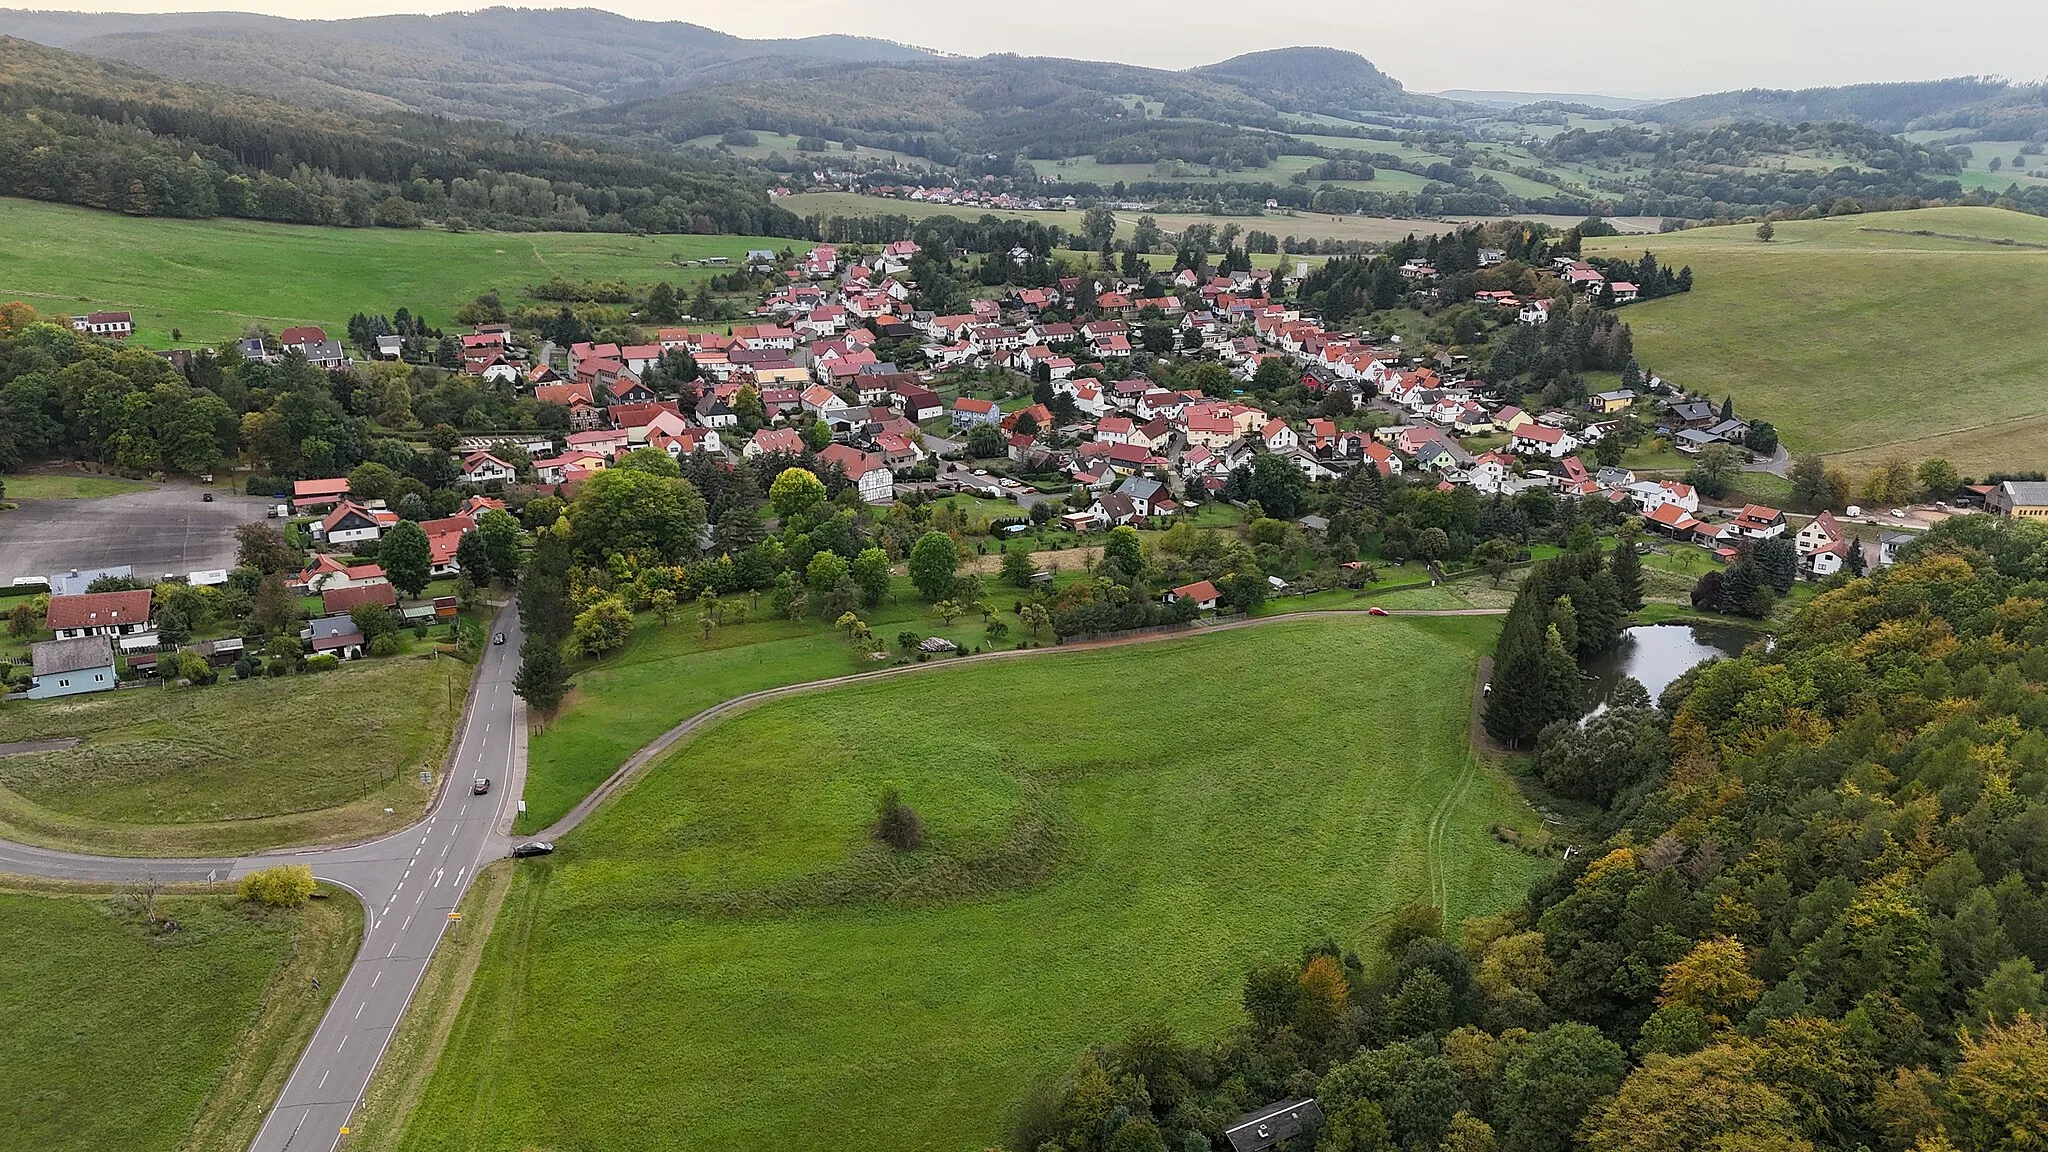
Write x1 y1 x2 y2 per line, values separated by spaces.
25 635 118 698
322 582 399 616
304 615 367 660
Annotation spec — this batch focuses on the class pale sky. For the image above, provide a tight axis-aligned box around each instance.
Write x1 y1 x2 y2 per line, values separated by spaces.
45 0 2048 97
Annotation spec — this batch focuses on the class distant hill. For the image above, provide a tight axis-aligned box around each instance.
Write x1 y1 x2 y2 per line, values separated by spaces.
1432 88 1656 111
0 6 938 122
1191 47 1448 118
1642 77 2019 132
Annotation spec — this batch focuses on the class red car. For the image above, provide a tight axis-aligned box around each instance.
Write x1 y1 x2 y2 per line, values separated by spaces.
1367 606 1390 617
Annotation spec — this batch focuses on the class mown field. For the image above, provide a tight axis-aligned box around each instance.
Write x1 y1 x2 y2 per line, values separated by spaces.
395 616 1548 1152
0 653 468 855
0 197 780 346
1586 206 2048 475
0 471 152 500
0 886 359 1152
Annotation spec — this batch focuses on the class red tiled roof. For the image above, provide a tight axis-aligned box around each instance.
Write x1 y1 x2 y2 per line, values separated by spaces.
322 583 399 614
46 589 153 631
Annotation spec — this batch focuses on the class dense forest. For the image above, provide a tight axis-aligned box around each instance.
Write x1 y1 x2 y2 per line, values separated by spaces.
1018 518 2048 1152
0 37 806 236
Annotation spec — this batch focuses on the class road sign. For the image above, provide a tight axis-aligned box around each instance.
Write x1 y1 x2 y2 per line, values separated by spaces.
419 770 433 784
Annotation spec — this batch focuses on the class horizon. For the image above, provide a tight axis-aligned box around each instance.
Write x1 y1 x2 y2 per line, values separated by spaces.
15 0 2048 98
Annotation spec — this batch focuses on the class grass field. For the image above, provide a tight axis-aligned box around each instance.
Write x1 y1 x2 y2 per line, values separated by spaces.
519 576 1050 834
394 616 1547 1152
1586 207 2048 475
0 471 152 500
0 885 360 1152
0 653 468 855
0 197 780 346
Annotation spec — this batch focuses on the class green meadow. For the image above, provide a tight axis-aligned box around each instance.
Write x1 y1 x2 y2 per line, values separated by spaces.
396 616 1547 1152
1586 206 2048 475
0 196 779 346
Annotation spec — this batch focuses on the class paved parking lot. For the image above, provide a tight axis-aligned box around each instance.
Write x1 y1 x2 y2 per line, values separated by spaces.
0 482 271 584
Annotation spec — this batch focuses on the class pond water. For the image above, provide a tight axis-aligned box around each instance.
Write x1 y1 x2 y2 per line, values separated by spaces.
1584 623 1758 712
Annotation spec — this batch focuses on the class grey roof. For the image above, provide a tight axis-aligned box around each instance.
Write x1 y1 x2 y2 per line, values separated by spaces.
31 634 116 677
46 566 132 597
1999 481 2048 506
305 339 346 361
1116 476 1166 501
306 615 359 641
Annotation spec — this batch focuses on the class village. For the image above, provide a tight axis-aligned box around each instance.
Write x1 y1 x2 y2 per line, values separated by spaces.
21 226 2042 707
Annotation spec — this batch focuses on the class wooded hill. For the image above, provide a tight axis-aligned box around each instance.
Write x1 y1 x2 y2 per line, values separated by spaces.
0 6 936 123
0 36 803 236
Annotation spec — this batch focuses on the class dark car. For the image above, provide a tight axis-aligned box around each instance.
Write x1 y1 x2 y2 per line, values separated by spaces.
472 777 490 795
201 492 214 502
492 632 506 645
511 841 554 858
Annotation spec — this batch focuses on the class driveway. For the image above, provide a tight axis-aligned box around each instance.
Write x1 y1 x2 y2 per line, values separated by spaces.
0 481 270 584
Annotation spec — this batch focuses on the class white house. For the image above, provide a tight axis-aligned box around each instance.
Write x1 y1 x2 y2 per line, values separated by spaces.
459 451 515 486
819 445 894 503
1510 424 1580 459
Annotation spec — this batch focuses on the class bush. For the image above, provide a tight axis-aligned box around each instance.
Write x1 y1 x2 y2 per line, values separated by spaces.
304 653 341 672
872 787 925 852
368 634 399 657
239 864 316 907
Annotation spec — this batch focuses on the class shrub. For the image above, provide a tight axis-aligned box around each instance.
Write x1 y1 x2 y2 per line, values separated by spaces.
872 787 925 852
239 864 316 907
368 634 400 657
304 653 341 672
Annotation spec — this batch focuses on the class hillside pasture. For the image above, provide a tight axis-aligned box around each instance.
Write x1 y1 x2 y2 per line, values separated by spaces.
1585 207 2048 474
0 197 780 346
395 616 1546 1152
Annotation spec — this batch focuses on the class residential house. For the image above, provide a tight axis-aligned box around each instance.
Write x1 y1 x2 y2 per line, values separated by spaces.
1795 511 1849 577
819 444 894 503
1644 501 1708 539
534 451 607 486
305 615 367 660
322 581 399 616
951 396 1002 429
25 635 119 698
565 428 630 459
1165 580 1221 611
1115 476 1174 519
1510 424 1579 459
316 501 397 545
293 557 388 595
459 451 515 486
1587 389 1636 414
1261 419 1298 453
746 427 805 458
71 311 135 338
302 339 348 370
1728 504 1788 540
47 589 155 647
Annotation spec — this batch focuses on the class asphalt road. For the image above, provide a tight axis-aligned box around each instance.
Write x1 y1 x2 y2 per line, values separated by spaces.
0 605 528 1152
0 481 271 584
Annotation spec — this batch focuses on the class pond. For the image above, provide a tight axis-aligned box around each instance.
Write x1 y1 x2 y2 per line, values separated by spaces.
1584 623 1758 712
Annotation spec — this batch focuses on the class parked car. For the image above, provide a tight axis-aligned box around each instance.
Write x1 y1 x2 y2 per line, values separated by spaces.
511 841 554 858
472 778 490 795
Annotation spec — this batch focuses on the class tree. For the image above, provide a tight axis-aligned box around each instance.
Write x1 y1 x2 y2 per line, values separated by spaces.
380 520 431 597
1946 1013 2048 1152
1001 545 1035 588
1081 204 1117 249
1686 444 1743 500
646 281 681 324
1581 1044 1809 1152
1499 1023 1628 1152
806 550 849 599
932 599 964 626
1610 539 1644 610
569 596 633 658
984 618 1009 646
455 531 492 587
909 532 959 601
1788 455 1831 509
649 587 676 627
966 423 1006 458
1916 458 1960 500
1247 451 1310 519
513 634 569 712
850 547 892 608
235 521 299 574
568 468 707 564
476 509 525 581
1751 537 1798 593
768 466 828 522
1756 221 1776 242
1019 602 1052 640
